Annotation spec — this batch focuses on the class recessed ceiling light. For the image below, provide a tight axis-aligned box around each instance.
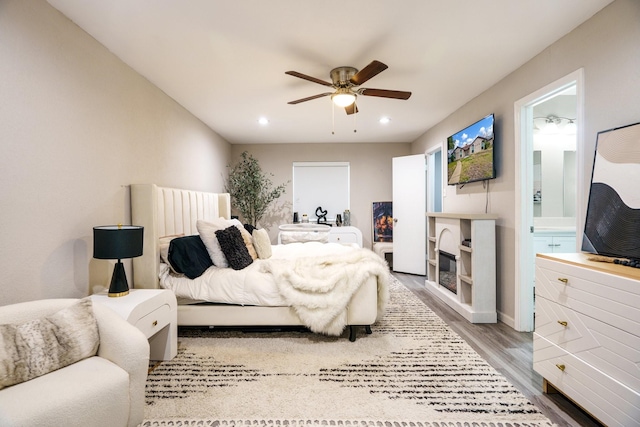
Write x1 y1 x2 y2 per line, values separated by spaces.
379 117 391 124
258 117 269 125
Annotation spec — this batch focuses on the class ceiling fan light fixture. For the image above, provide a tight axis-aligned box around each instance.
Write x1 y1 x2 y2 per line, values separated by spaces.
331 89 356 107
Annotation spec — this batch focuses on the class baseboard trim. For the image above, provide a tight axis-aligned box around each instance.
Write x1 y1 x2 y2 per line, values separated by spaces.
497 310 515 329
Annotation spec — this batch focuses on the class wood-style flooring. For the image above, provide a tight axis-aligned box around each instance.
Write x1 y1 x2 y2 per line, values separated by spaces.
393 271 604 427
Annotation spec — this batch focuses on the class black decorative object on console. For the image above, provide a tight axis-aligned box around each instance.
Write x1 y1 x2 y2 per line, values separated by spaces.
316 206 328 224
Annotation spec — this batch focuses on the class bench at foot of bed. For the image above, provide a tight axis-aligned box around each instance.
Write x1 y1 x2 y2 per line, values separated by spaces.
348 325 373 342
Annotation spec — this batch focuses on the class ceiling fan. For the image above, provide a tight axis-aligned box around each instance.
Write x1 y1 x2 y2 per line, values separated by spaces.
285 60 411 115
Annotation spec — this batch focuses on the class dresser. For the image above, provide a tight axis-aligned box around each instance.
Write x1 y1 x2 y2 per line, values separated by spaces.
328 226 362 247
534 253 640 427
278 225 363 247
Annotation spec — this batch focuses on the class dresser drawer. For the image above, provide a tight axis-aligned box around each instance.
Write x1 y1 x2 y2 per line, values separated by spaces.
533 333 640 427
329 232 358 245
134 303 171 338
535 296 640 391
535 258 640 335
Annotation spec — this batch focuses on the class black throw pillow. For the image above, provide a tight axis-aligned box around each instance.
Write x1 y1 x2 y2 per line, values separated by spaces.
243 223 256 234
216 226 253 270
167 235 213 279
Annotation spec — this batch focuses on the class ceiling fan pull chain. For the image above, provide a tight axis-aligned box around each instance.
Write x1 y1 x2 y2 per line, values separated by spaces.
331 101 335 135
353 104 357 133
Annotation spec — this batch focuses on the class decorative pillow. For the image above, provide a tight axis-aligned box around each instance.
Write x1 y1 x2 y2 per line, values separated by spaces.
159 234 184 272
198 218 240 267
197 218 231 267
230 219 258 260
215 226 253 270
252 228 272 259
0 298 99 390
244 224 256 235
167 235 213 279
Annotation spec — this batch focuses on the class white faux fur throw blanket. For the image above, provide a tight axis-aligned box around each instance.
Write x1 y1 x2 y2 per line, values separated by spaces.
260 248 390 336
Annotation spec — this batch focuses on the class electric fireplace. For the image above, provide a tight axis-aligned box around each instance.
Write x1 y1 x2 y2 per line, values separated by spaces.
438 251 457 294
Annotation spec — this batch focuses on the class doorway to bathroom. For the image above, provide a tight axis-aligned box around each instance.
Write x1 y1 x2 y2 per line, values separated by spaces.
513 69 584 332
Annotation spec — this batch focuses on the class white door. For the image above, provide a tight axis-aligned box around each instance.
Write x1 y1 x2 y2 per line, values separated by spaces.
392 154 426 275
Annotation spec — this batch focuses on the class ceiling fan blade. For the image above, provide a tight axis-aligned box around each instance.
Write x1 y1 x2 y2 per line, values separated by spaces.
350 60 388 86
285 71 334 87
345 103 358 115
287 92 332 104
360 88 412 100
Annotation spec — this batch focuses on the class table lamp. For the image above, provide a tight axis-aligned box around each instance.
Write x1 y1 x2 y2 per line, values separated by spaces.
93 225 144 297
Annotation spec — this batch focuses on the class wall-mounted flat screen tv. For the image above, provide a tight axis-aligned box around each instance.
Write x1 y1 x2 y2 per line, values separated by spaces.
446 114 496 185
582 121 640 261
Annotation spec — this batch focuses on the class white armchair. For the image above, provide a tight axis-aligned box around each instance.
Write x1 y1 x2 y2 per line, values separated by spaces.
0 298 150 427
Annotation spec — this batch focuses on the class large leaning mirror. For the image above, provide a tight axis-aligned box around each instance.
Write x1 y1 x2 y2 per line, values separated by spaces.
292 162 350 223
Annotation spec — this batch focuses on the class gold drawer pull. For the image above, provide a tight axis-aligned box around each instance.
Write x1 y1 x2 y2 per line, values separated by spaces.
557 278 568 284
556 364 566 371
152 320 158 327
557 320 568 327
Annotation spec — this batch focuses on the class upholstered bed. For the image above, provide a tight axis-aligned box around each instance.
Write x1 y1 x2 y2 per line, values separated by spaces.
130 184 389 341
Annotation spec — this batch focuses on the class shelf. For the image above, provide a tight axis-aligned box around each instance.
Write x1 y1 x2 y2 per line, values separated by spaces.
424 213 497 323
459 274 473 285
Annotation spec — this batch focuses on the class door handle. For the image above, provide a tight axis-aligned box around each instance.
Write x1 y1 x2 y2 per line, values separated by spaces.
393 218 398 223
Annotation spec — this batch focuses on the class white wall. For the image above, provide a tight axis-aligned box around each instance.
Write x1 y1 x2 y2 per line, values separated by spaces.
0 0 231 305
411 0 640 323
230 143 411 248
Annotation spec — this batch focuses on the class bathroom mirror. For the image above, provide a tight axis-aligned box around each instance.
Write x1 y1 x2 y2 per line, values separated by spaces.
532 146 576 219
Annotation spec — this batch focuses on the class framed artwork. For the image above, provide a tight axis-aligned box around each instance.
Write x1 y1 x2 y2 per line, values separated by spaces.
582 121 640 260
372 201 393 242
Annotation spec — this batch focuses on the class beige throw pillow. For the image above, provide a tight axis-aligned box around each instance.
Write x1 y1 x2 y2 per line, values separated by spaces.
0 298 99 389
229 219 258 260
252 228 272 259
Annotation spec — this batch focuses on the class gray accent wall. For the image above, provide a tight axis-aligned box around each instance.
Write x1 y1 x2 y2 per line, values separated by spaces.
0 0 231 305
411 0 640 325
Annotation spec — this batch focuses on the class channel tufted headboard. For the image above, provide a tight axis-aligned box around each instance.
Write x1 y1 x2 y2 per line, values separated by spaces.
130 184 231 289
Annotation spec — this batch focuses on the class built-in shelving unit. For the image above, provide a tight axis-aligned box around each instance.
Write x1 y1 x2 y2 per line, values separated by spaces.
426 212 497 323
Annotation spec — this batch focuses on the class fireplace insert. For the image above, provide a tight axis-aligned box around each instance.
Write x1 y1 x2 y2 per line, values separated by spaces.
438 251 457 294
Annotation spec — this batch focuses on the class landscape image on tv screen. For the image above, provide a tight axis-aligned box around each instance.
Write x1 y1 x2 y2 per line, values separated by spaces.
447 114 495 185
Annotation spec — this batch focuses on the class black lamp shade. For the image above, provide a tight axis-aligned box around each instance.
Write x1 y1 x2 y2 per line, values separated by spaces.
93 225 144 260
93 225 143 297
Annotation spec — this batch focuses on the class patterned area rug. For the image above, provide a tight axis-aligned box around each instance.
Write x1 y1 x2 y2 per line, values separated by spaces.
142 276 553 426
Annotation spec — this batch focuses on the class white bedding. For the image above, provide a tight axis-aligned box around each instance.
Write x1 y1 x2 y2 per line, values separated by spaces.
158 242 365 306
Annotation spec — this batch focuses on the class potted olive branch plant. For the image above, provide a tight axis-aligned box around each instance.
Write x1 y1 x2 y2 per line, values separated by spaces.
224 151 288 227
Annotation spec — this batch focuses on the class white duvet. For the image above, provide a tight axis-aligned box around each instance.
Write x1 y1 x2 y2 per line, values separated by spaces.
159 242 367 306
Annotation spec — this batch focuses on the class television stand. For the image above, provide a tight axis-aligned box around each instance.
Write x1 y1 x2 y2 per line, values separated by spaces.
425 212 497 323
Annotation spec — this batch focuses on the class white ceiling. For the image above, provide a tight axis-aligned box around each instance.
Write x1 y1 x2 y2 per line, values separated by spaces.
47 0 613 145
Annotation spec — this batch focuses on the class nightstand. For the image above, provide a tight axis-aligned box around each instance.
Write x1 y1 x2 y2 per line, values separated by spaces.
91 289 177 361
